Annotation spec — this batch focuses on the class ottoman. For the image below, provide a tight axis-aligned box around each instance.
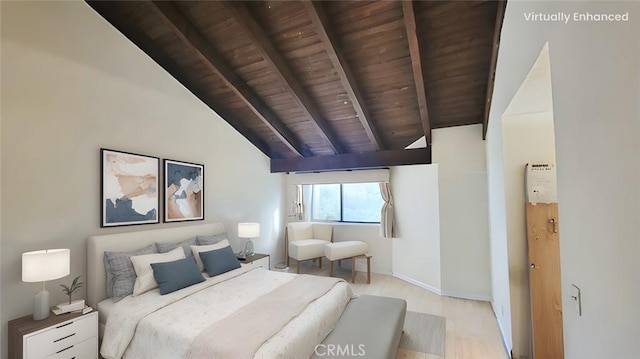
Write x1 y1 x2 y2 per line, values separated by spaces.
324 241 370 282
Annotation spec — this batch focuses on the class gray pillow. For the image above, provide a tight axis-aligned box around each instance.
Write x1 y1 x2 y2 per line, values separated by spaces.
196 232 228 245
104 244 157 302
199 246 241 277
156 238 197 257
151 257 205 295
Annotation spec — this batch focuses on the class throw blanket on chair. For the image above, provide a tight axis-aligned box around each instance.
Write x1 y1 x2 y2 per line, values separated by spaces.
187 274 345 359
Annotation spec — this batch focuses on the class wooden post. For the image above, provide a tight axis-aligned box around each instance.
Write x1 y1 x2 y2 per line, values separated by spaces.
526 203 564 358
525 163 564 359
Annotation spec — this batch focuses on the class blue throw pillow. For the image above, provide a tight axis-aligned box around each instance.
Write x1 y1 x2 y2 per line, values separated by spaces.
199 246 241 277
151 257 205 295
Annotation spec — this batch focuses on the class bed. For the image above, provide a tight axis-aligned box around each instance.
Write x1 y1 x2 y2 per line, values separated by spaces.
87 223 354 359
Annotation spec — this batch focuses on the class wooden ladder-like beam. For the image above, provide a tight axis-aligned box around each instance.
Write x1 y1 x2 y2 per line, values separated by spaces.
402 0 432 146
149 1 307 157
271 147 432 173
226 1 347 155
304 1 384 151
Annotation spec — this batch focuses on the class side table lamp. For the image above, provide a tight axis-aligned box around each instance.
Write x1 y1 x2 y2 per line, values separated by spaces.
237 222 260 259
22 248 70 320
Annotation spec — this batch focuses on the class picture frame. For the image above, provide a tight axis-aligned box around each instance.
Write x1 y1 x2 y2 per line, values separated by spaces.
101 148 160 227
163 159 204 222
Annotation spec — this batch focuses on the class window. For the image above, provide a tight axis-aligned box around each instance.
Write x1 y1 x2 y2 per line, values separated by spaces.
310 183 383 223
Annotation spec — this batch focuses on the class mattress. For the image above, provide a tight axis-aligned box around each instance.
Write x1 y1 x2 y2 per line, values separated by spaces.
97 298 115 327
97 298 116 339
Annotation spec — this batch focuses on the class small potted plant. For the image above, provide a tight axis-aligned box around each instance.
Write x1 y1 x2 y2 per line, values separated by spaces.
58 275 85 312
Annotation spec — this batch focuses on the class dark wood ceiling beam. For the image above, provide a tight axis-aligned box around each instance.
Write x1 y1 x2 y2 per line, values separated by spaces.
271 147 432 173
402 0 432 146
147 1 307 157
482 0 508 140
304 1 384 151
225 1 347 155
86 1 277 158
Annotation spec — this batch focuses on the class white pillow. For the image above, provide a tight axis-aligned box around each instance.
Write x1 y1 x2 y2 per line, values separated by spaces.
131 247 185 296
190 239 231 271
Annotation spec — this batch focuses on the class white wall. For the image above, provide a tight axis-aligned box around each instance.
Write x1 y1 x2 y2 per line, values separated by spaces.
0 2 285 357
488 1 640 358
391 164 441 293
486 110 513 352
433 125 492 301
390 125 493 300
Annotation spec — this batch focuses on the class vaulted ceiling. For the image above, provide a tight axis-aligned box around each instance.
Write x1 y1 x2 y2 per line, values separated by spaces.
87 1 506 173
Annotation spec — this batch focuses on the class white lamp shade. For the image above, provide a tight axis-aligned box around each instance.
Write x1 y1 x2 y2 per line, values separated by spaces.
22 249 70 282
238 222 260 239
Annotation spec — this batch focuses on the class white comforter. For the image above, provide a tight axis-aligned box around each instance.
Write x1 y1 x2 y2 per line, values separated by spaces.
101 267 354 359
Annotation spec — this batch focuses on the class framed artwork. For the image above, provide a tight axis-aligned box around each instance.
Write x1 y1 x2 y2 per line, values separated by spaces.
101 148 160 227
164 159 204 222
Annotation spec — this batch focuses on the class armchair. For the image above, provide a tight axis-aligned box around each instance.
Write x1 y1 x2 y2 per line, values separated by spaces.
286 222 333 274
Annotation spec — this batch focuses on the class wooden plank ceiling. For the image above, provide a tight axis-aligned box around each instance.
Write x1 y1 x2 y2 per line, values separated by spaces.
87 1 506 173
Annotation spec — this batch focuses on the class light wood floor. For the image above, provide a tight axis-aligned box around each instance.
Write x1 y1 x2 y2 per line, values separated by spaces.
285 260 508 359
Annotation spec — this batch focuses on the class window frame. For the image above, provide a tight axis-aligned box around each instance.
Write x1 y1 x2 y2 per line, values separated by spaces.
310 183 381 224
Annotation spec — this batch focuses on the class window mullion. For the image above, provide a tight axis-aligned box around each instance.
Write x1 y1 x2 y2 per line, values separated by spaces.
340 184 344 222
311 185 315 221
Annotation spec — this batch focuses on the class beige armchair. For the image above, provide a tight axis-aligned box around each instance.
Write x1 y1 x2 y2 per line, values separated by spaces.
286 222 333 274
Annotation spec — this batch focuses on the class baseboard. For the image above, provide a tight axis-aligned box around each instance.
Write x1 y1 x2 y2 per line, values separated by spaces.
440 290 491 302
392 273 442 295
491 303 513 359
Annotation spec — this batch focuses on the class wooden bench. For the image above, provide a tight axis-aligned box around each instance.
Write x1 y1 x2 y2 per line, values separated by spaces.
312 295 407 359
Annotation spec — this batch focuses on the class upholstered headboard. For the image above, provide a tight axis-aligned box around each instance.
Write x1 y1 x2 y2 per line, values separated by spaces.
87 223 226 308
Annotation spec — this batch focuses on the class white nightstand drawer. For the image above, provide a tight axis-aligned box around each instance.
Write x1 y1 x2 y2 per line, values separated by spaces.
44 336 97 359
25 312 97 359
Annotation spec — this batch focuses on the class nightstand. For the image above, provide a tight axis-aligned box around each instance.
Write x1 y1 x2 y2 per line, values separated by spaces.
238 253 270 269
8 310 98 359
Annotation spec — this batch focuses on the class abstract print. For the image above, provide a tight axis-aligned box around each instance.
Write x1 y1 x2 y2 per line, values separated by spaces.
101 149 159 227
164 159 204 222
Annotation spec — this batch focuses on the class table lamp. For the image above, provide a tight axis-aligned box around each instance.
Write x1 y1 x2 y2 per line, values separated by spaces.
237 222 260 259
22 249 70 320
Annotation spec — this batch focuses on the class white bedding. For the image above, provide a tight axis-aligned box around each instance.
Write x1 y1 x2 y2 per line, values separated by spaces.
96 261 265 330
101 266 354 359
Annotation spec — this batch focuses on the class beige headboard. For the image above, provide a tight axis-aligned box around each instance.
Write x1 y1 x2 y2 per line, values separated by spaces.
87 223 226 308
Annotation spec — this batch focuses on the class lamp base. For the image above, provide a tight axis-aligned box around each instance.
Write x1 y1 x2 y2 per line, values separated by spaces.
242 239 254 257
33 289 51 321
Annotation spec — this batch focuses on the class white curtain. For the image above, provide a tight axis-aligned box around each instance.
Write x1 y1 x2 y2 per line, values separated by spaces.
379 182 395 238
295 185 304 220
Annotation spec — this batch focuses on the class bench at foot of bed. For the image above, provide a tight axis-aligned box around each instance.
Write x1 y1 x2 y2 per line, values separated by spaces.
312 295 407 359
